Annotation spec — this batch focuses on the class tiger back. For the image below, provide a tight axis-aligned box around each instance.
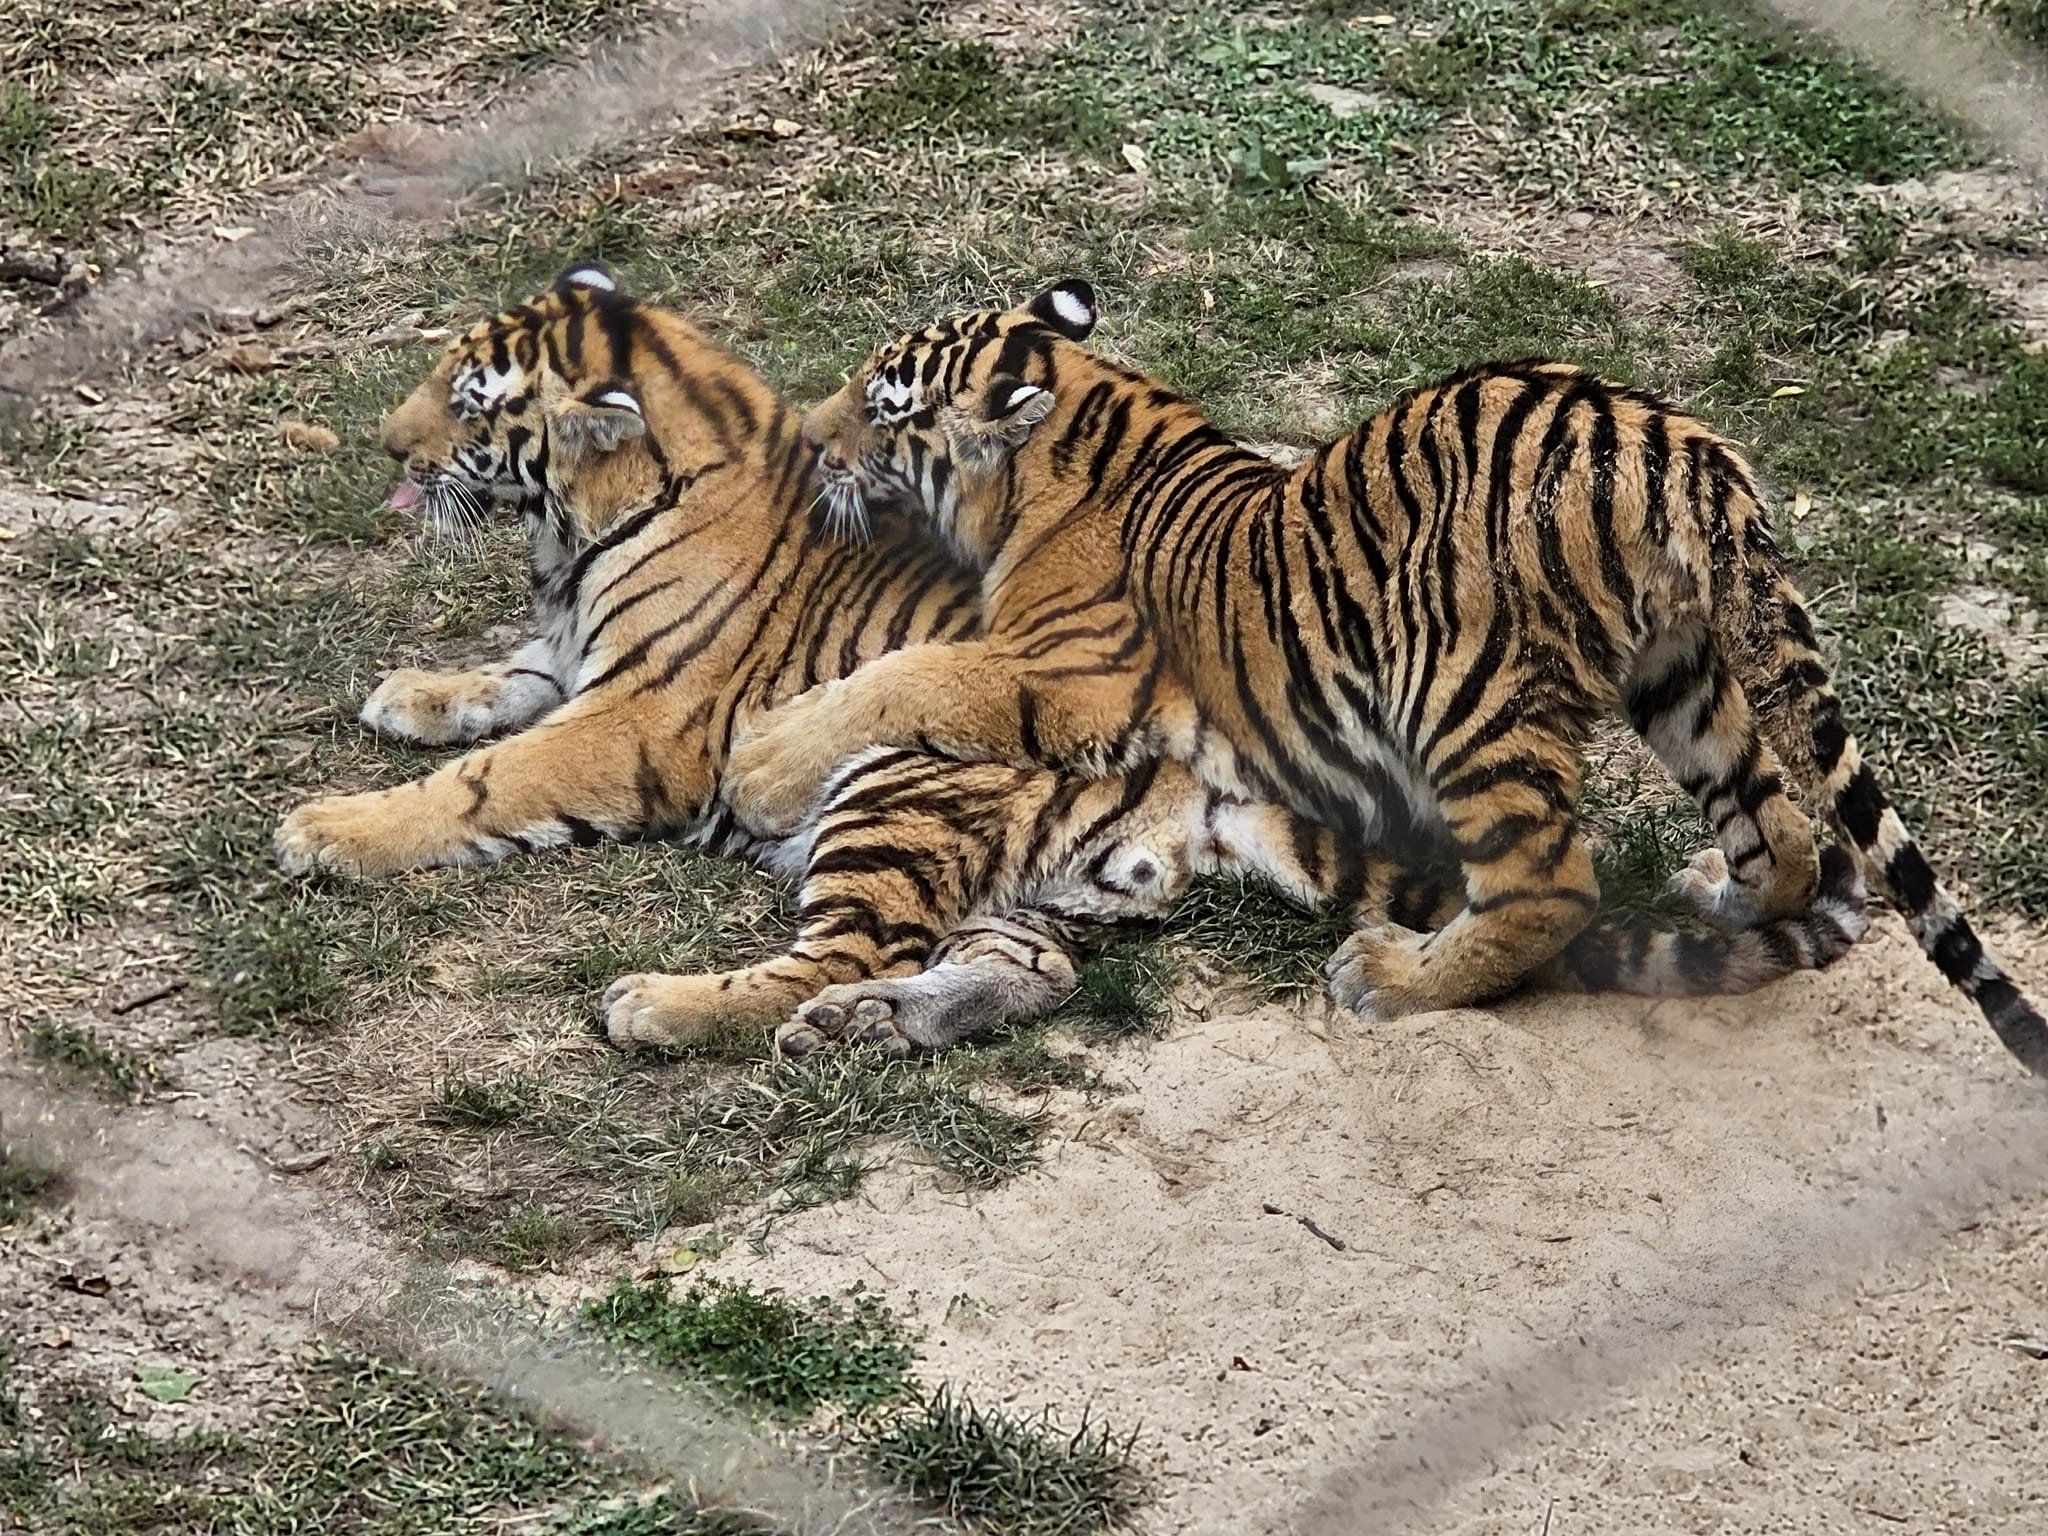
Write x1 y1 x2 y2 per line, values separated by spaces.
732 281 2043 1074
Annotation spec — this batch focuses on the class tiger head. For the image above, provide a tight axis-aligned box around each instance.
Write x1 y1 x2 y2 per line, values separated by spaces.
378 261 742 549
800 279 1100 561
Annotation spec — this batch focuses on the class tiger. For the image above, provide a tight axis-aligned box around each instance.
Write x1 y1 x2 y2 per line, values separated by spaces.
271 265 1868 1056
723 279 2048 1075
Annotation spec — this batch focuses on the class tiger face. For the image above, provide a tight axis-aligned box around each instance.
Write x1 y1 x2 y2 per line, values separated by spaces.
378 261 658 547
800 279 1099 558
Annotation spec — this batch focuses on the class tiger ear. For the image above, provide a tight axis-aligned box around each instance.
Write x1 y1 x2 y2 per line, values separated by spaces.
553 260 621 297
949 375 1054 469
1023 279 1099 341
553 386 646 456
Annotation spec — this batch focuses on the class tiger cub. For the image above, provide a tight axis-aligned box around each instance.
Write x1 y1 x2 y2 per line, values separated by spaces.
274 267 1864 1055
726 281 2045 1074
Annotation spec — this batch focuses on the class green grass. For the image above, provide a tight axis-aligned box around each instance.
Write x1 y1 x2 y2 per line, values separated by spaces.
0 84 122 240
1050 941 1173 1038
1584 794 1710 920
1054 3 1422 176
0 0 663 248
426 1073 541 1130
584 1279 915 1419
0 84 57 164
201 903 354 1033
846 37 1125 153
1161 875 1352 993
1033 0 1969 194
1992 0 2048 50
25 1023 158 1100
583 1281 1141 1533
549 1496 777 1535
0 1147 61 1226
866 1386 1143 1536
1343 254 1661 396
1620 9 1967 184
668 1053 1045 1204
1665 234 2048 911
0 1353 790 1536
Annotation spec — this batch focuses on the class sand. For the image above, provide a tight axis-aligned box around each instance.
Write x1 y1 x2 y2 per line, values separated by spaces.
700 914 2048 1534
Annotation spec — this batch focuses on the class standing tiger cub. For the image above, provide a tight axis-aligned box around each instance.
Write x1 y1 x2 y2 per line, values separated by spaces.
726 280 2047 1074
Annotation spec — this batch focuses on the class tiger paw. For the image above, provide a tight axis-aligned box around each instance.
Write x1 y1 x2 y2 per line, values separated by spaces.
778 990 918 1060
604 972 756 1049
360 667 506 746
1667 847 1763 934
1324 924 1430 1023
274 792 409 878
724 695 847 837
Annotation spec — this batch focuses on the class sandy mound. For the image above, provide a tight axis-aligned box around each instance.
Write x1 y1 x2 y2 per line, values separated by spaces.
704 914 2048 1534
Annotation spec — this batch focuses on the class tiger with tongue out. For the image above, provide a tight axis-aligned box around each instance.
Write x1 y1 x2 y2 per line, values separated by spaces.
273 264 1869 1054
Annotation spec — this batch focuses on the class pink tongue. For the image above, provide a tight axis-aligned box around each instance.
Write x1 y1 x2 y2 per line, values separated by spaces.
388 480 423 512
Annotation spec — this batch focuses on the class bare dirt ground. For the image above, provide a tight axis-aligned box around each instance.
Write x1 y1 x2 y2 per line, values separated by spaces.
5 0 2048 1532
707 923 2048 1535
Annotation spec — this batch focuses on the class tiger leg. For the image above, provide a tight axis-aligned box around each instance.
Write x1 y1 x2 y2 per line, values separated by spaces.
607 752 1049 1050
1624 621 1819 931
1327 730 1600 1018
274 695 700 878
1202 797 1468 928
765 761 1217 1058
601 896 934 1051
359 639 566 746
777 913 1082 1059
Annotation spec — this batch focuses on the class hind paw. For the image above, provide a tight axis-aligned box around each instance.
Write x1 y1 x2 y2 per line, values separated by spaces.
1667 848 1765 934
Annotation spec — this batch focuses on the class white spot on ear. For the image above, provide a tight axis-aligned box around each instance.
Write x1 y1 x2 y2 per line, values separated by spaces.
565 266 616 292
1050 287 1095 329
596 388 641 413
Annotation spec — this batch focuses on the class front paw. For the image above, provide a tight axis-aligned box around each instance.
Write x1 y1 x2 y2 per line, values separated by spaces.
725 708 842 837
605 973 745 1049
779 989 918 1060
1325 924 1429 1023
274 792 404 878
360 667 500 746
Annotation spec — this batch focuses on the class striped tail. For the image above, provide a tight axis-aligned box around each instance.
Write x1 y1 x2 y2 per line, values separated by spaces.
1742 571 2048 1075
1540 845 1868 998
1220 806 1870 1002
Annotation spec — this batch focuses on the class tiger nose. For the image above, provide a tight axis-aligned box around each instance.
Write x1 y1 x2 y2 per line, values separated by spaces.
807 435 848 475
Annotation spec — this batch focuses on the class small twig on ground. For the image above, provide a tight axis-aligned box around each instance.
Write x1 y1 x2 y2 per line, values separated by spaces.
0 249 67 287
1262 1202 1347 1251
111 981 188 1016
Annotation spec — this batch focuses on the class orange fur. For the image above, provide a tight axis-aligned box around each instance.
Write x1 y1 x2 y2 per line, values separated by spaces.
739 282 2038 1070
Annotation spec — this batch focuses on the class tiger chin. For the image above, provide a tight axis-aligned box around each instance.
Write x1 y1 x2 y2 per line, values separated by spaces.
273 266 1871 1061
734 280 2045 1074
